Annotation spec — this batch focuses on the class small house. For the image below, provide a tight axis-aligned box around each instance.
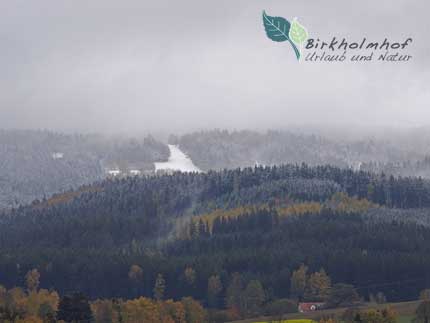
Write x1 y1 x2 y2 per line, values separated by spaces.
129 169 142 176
52 152 64 160
298 302 325 313
107 169 121 177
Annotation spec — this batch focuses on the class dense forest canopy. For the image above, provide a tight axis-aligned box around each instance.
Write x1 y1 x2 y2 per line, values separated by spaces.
0 130 169 209
3 128 430 211
173 129 430 178
0 164 430 309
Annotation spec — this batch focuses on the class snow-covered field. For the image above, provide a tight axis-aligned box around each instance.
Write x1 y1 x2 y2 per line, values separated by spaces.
154 145 201 173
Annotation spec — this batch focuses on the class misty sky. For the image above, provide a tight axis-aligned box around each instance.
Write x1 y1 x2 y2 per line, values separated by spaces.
0 0 429 135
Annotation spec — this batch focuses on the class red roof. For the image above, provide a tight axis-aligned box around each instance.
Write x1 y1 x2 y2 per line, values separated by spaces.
298 302 325 312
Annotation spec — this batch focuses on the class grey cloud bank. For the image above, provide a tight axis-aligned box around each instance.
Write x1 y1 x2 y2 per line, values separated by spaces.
0 0 429 134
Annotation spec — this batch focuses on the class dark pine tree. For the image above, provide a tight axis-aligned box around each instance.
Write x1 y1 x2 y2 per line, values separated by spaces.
57 292 94 323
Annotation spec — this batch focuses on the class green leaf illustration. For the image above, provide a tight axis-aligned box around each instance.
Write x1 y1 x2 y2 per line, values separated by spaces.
289 18 308 46
262 11 301 60
262 10 291 42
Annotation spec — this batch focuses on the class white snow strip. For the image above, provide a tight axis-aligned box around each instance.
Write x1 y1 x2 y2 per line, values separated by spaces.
154 145 201 173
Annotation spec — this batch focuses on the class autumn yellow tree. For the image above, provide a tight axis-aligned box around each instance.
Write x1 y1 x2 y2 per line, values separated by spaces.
122 297 160 323
26 289 59 319
416 300 430 323
359 308 397 323
181 297 207 323
184 267 196 287
6 287 27 320
242 280 265 318
290 264 308 300
225 272 244 317
305 268 331 301
92 299 118 323
154 274 166 301
15 316 43 323
421 289 430 300
207 275 222 308
158 299 186 323
25 269 40 292
129 265 144 283
129 264 144 297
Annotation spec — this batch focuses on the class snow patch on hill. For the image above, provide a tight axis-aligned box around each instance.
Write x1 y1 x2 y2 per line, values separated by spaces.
155 145 201 173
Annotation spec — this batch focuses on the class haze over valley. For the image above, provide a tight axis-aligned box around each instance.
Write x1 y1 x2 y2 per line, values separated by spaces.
1 1 430 322
3 126 430 212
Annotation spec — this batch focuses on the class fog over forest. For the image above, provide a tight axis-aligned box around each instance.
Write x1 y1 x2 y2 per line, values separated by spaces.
1 0 429 135
1 2 430 322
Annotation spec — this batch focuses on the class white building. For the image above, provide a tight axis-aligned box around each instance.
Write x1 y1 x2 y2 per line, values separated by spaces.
52 152 64 160
107 169 121 176
129 169 142 176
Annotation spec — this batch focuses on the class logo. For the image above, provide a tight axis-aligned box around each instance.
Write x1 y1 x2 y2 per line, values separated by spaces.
262 11 308 60
262 11 413 63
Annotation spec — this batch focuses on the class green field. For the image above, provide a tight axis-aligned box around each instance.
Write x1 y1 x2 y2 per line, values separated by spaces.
254 320 316 323
396 315 414 323
252 316 412 323
231 301 420 323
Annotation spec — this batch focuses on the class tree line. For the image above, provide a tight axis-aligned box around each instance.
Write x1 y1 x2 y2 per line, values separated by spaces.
0 165 430 314
0 268 207 323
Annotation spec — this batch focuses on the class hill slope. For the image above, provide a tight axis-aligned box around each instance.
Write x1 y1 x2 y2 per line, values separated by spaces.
1 165 430 303
173 129 430 178
0 129 169 209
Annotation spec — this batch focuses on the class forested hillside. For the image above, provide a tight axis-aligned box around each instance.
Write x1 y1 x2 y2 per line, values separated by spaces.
0 130 169 209
1 164 430 317
173 130 430 178
4 128 430 211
